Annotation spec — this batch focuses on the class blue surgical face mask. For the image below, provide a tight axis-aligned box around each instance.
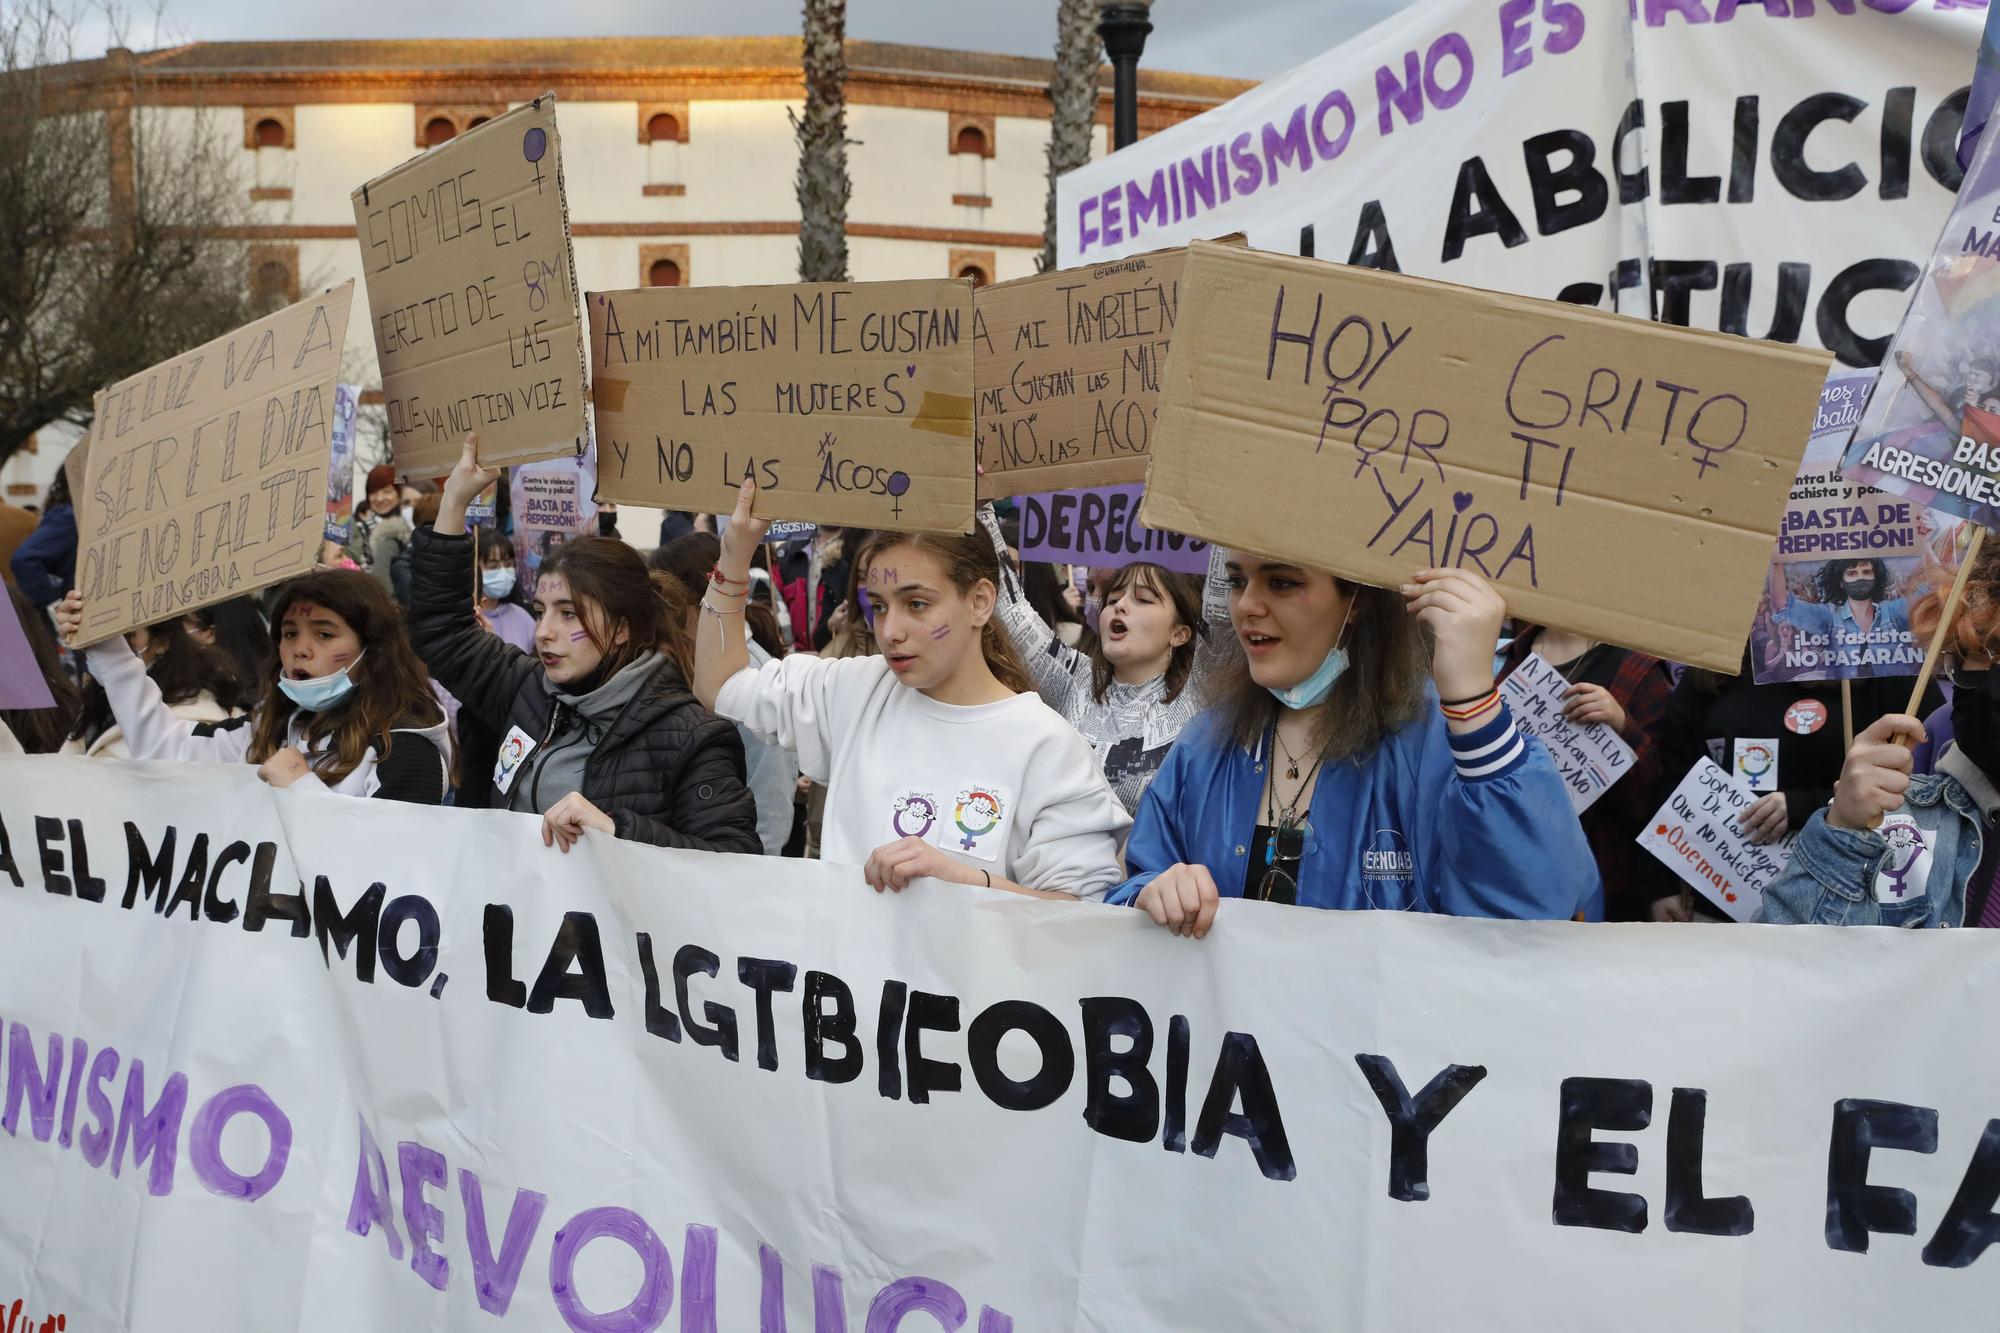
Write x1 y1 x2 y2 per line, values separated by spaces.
1266 645 1348 709
276 651 363 712
481 567 516 599
1263 598 1354 711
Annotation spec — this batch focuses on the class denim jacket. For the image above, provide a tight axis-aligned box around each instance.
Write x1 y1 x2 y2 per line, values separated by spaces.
1757 746 2000 928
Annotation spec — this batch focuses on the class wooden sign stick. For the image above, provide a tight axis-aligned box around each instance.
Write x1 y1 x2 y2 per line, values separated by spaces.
1907 525 1988 715
1841 677 1854 753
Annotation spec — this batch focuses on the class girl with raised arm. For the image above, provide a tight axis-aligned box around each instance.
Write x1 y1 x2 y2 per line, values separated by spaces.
694 482 1129 899
1109 552 1598 936
53 572 451 803
407 435 760 855
979 506 1232 813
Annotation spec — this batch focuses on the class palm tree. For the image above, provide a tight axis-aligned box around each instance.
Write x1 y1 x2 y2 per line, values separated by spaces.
1040 0 1102 272
795 0 851 283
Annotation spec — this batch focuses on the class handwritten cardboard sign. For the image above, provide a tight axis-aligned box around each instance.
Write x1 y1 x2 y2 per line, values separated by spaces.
1637 758 1796 922
353 97 586 479
587 279 976 531
71 283 354 647
1498 653 1636 814
1140 242 1832 672
973 248 1182 497
1018 485 1210 575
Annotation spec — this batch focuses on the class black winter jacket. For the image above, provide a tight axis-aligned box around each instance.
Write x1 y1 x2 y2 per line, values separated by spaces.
407 526 761 853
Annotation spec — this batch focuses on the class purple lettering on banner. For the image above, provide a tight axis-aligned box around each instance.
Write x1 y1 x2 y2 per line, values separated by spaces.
57 1034 86 1148
1376 52 1424 135
865 1277 968 1333
345 1114 405 1260
1499 0 1536 74
111 1058 187 1196
977 1310 1015 1333
1309 90 1355 161
681 1224 718 1333
188 1083 291 1202
1424 33 1474 111
3 1021 63 1143
1645 0 1714 23
77 1046 119 1167
1017 487 1211 575
549 1205 675 1333
461 1167 548 1317
399 1140 451 1291
813 1264 848 1332
758 1244 787 1333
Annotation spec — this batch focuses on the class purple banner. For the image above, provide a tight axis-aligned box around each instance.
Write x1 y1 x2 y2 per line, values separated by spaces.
0 589 55 711
1018 486 1210 574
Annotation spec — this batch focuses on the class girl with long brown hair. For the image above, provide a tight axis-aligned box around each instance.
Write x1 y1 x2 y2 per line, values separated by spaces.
407 435 759 855
1109 551 1596 936
53 571 451 802
980 507 1231 813
694 481 1129 900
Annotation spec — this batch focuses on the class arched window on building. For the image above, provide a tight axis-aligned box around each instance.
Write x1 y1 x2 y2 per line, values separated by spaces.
643 107 687 196
424 117 457 148
951 117 993 210
649 258 683 288
253 118 286 148
957 263 989 288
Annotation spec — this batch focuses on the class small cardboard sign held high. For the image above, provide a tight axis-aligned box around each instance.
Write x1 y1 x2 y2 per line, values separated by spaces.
353 97 586 479
972 247 1182 497
588 279 976 531
72 283 355 646
1142 243 1832 672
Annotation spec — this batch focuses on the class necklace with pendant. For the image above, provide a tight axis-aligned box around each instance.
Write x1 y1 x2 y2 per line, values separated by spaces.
1274 725 1309 780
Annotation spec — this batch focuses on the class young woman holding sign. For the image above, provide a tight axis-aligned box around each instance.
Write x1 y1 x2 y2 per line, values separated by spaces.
694 481 1130 899
979 506 1233 813
53 573 452 802
408 436 760 855
1761 545 2000 928
1109 553 1598 934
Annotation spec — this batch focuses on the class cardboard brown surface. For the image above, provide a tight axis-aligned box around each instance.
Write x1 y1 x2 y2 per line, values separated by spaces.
353 96 586 479
588 279 976 531
1141 243 1831 672
972 247 1182 498
71 283 355 646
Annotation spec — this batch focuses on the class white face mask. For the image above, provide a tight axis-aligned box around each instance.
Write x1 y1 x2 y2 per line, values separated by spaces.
481 567 517 600
276 651 364 712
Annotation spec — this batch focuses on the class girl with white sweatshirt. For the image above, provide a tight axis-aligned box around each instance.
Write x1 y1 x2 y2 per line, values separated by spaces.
694 481 1131 900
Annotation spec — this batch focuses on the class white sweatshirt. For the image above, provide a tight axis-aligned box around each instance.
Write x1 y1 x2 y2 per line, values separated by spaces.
717 653 1131 898
83 639 451 801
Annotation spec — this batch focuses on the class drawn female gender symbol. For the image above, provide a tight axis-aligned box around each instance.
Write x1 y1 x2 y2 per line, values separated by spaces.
1880 823 1926 899
954 790 1001 850
523 128 549 163
892 794 936 840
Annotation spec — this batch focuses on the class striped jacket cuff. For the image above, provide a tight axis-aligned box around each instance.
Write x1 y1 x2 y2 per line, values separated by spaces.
1448 702 1528 782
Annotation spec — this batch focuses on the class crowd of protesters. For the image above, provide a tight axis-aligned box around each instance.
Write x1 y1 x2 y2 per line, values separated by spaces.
7 428 1992 933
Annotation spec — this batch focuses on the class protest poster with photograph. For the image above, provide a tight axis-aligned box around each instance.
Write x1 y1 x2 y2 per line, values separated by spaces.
510 449 598 590
0 592 54 711
587 279 976 532
1498 653 1635 815
1842 81 2000 528
353 97 587 479
70 283 355 646
321 382 361 544
1751 370 1968 684
1141 243 1831 672
972 247 1183 497
1637 757 1796 922
1017 484 1209 575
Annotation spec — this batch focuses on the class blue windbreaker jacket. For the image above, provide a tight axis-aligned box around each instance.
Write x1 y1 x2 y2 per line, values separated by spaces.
1108 699 1601 919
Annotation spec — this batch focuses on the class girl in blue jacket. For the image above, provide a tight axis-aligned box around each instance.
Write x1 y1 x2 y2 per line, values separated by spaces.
1110 554 1599 935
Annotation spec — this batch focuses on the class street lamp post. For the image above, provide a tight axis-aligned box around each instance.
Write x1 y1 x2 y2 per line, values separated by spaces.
1098 2 1153 151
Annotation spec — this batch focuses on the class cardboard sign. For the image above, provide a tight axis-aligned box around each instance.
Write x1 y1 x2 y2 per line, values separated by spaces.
1637 757 1796 922
972 248 1182 496
511 450 597 590
1140 243 1831 672
1752 369 1969 684
1497 653 1635 815
71 283 355 646
353 97 587 479
1018 485 1210 575
587 279 975 531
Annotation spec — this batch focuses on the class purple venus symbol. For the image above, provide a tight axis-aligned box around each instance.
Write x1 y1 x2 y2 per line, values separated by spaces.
887 472 911 497
523 128 548 162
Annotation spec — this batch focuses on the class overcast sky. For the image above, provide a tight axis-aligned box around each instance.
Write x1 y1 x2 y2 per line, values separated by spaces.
78 0 1415 82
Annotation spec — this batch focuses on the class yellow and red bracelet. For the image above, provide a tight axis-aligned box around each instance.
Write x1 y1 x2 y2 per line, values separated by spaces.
1439 689 1501 725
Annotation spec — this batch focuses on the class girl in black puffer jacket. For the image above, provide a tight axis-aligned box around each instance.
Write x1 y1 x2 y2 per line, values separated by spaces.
409 434 761 855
